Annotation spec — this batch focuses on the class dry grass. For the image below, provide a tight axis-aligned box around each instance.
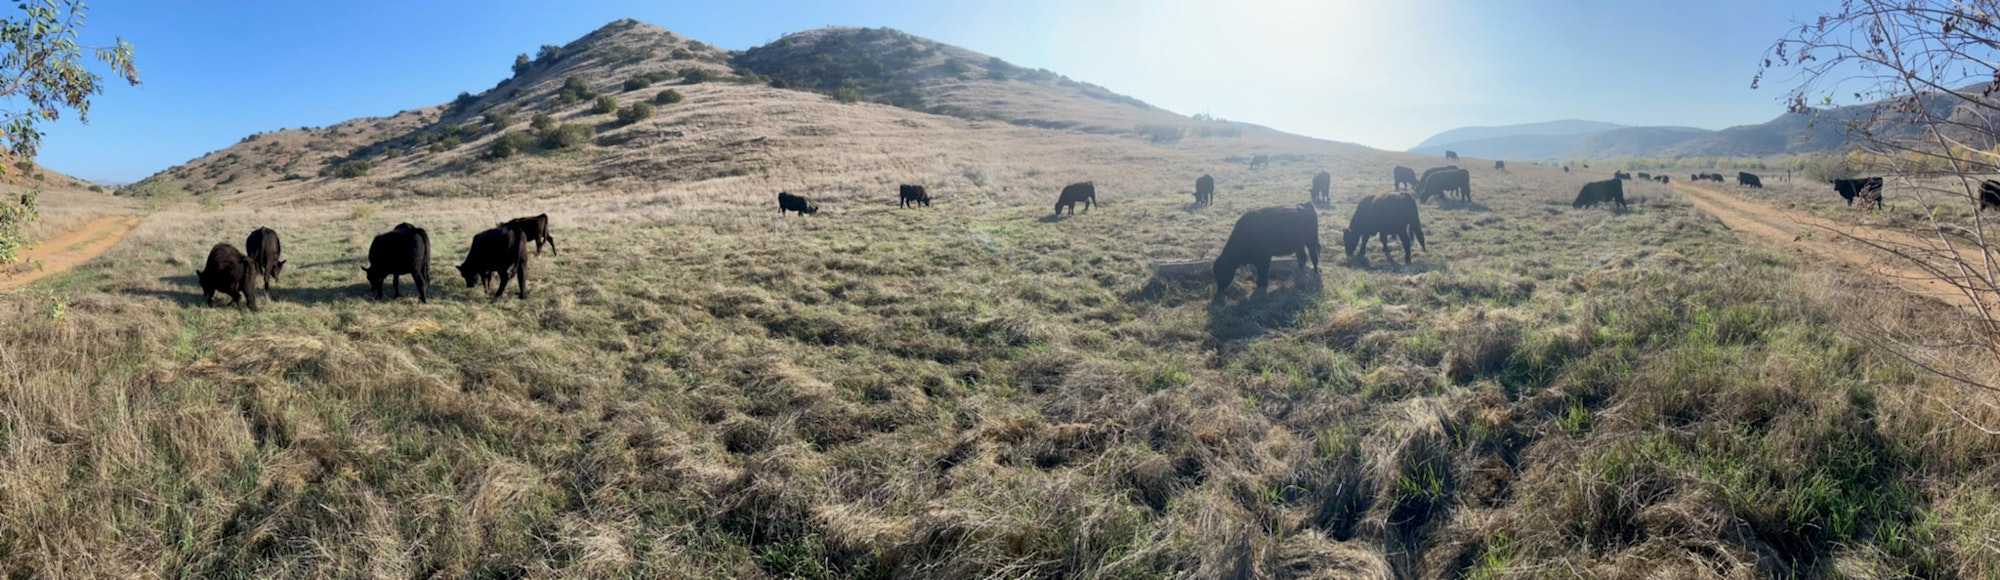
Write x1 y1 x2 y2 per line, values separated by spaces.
3 145 1997 577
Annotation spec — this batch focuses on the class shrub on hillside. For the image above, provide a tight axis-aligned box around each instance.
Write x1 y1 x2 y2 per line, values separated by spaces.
487 130 536 159
531 113 557 133
833 87 862 103
592 95 619 115
680 67 712 84
653 89 684 105
1136 124 1184 144
539 123 595 150
485 110 514 130
616 102 655 125
558 76 597 104
623 76 652 91
512 53 531 76
535 44 562 64
334 160 371 178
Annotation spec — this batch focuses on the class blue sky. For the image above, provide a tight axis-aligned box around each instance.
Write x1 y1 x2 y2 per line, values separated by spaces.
39 0 1829 183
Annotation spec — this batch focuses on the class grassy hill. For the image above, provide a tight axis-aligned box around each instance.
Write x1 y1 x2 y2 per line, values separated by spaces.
5 18 2000 579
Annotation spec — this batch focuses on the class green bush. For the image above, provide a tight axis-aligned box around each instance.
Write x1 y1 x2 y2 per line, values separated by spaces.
679 67 711 84
536 44 562 64
769 78 789 89
334 160 372 178
833 87 862 103
643 70 675 83
623 76 652 91
616 102 655 125
592 95 619 115
488 130 536 159
653 89 684 105
558 76 597 103
484 110 513 130
512 53 531 76
670 47 693 60
531 113 556 133
539 123 595 150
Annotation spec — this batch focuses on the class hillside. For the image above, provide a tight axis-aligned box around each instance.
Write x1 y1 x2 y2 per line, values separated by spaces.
1410 119 1628 152
10 17 2000 579
127 20 1259 202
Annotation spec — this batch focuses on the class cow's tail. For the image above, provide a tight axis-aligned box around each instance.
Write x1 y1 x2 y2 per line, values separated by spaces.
1410 218 1428 251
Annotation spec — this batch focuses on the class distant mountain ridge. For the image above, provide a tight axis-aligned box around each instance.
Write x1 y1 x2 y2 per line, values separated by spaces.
1414 87 2000 160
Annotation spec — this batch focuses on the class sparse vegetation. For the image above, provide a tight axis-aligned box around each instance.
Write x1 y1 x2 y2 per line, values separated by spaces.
623 75 652 91
538 122 594 149
555 76 597 105
530 112 556 133
591 95 619 115
679 66 712 83
486 130 535 159
615 101 654 125
512 52 531 76
652 88 684 105
331 159 371 178
1135 123 1184 143
484 110 514 130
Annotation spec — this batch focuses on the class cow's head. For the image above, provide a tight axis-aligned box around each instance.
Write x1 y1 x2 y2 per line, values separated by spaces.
456 263 482 288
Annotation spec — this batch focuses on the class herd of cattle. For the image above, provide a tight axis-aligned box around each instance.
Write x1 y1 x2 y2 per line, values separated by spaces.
184 154 2000 309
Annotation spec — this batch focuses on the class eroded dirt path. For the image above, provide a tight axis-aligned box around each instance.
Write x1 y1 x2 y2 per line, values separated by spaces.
0 215 142 291
1673 183 1991 314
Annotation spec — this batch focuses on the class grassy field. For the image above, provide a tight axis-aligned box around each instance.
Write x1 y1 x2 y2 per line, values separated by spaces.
5 151 2000 579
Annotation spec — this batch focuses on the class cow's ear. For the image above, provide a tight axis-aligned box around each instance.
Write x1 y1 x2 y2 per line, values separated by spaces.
278 260 287 267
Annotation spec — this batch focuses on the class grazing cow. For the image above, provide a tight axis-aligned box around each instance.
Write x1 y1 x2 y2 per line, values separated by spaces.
1393 165 1418 191
1213 204 1320 301
1420 165 1460 183
1614 171 1632 180
1636 172 1651 180
1582 163 1590 168
1310 170 1332 203
1655 175 1670 184
1494 160 1506 170
1982 180 2000 212
504 213 557 256
1193 174 1215 206
1445 150 1459 161
1055 181 1096 215
1832 177 1884 210
196 243 258 310
1249 155 1270 169
1418 168 1471 203
1343 193 1427 267
778 191 819 216
1739 172 1763 188
900 184 931 208
457 223 530 300
1563 166 1571 173
363 223 432 303
1572 179 1627 210
245 227 284 292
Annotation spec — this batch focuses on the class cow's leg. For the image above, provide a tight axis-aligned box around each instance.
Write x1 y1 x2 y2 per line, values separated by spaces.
1252 258 1271 296
493 267 511 299
415 271 428 303
391 275 402 298
516 261 527 299
1400 232 1414 264
1306 240 1320 270
545 236 557 256
1379 234 1397 266
205 288 216 307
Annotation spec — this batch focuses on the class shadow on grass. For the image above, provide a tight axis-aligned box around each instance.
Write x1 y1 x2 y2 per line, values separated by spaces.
1204 269 1324 344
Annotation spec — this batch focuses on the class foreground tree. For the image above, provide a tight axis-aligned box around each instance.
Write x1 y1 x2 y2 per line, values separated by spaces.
0 0 138 264
1762 1 2000 406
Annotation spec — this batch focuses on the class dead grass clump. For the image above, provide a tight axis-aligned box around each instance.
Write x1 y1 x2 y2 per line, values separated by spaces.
1441 307 1526 384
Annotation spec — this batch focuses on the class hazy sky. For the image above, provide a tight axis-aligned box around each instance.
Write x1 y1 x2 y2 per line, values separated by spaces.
38 0 1829 183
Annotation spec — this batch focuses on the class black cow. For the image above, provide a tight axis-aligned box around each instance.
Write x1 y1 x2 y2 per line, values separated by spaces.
1572 179 1627 210
363 223 431 303
1193 174 1215 206
1445 150 1459 161
1418 168 1471 203
1563 166 1571 173
1420 165 1459 182
1393 165 1418 191
457 223 530 300
1637 172 1651 180
1832 177 1884 210
778 191 819 216
1213 204 1319 301
1982 180 2000 212
1655 175 1670 184
1494 160 1506 170
1614 171 1632 180
504 213 557 256
900 184 931 208
1739 172 1763 188
1055 182 1096 215
1343 193 1427 267
196 243 258 310
1249 155 1270 169
1309 170 1332 203
245 227 284 292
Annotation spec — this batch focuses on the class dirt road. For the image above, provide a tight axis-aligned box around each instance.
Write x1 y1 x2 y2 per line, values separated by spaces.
1673 183 1991 313
0 215 141 291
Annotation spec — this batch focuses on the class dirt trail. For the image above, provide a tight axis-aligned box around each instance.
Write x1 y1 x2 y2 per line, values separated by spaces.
1673 183 1990 313
0 215 142 291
